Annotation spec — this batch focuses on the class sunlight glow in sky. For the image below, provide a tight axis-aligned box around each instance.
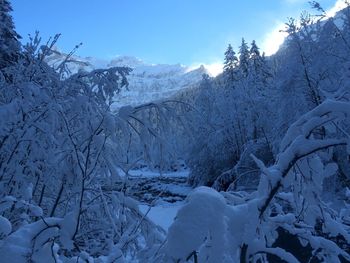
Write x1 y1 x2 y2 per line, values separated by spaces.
261 0 347 57
10 0 342 75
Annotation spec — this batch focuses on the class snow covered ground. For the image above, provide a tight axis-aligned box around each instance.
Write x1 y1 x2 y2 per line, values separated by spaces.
124 169 191 231
139 203 182 231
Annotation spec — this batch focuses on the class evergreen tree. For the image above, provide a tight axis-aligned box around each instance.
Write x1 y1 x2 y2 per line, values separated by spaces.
238 38 250 77
0 0 21 70
260 52 272 82
249 40 272 84
249 40 261 72
223 44 238 81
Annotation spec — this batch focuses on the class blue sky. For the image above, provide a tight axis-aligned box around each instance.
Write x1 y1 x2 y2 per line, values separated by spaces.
11 0 338 69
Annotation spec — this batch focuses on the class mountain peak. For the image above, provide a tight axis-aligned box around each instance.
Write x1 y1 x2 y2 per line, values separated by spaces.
44 50 207 107
107 55 145 68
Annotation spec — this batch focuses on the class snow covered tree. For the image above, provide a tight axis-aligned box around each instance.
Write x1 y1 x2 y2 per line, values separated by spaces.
238 38 250 77
249 40 261 70
249 40 271 82
223 44 238 81
164 100 350 263
283 15 323 109
0 34 166 262
0 0 21 71
187 39 275 188
246 40 272 93
310 0 350 52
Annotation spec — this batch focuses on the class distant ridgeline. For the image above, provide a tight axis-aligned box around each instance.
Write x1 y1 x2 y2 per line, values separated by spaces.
45 48 209 107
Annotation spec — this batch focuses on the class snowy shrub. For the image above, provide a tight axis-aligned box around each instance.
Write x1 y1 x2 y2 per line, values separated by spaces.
186 41 275 188
213 139 274 191
166 187 227 262
187 132 237 187
165 100 350 263
0 30 167 261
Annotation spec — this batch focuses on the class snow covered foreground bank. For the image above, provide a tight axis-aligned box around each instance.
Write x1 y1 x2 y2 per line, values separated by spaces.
131 169 191 231
1 100 350 262
0 169 192 263
163 100 350 262
139 204 182 231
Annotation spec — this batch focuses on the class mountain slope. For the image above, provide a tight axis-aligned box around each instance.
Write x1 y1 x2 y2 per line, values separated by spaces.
45 49 209 107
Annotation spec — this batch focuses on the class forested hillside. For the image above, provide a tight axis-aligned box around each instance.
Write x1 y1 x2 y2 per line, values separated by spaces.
0 0 350 262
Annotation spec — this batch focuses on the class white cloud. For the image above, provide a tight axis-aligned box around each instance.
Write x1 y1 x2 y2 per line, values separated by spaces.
204 62 223 77
260 23 288 56
260 0 348 56
327 0 347 17
188 62 223 77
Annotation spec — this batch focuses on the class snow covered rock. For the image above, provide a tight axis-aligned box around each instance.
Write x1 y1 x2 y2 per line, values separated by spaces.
166 186 227 262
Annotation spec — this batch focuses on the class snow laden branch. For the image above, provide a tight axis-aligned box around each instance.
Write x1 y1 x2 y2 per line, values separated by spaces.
0 32 172 262
164 99 350 263
256 99 350 218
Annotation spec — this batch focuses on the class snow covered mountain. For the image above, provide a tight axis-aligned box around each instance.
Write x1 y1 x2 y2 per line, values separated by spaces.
45 49 210 107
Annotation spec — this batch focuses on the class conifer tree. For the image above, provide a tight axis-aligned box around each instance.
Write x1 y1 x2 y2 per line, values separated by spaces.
238 38 250 77
223 44 238 76
249 40 271 84
249 40 261 72
223 44 238 83
0 0 21 70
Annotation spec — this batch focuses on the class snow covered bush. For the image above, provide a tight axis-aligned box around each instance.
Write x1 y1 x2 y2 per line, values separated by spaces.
186 77 244 187
166 187 227 263
0 26 167 261
213 139 274 192
164 99 350 263
186 40 275 188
